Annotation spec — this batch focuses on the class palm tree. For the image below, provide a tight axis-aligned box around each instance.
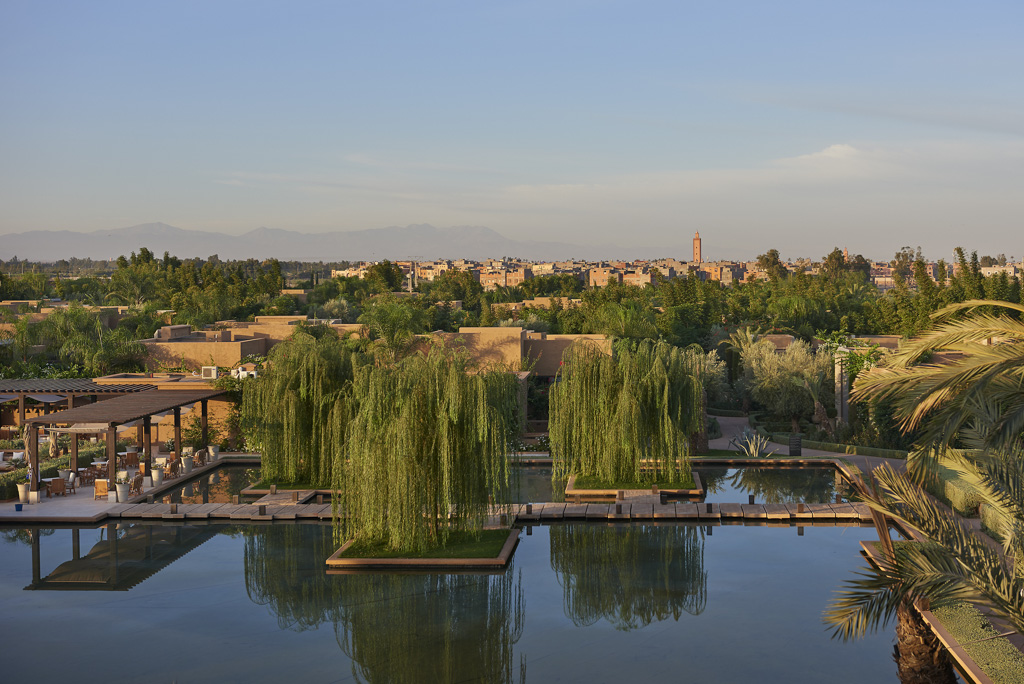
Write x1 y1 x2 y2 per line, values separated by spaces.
851 299 1024 454
797 370 834 439
828 299 1024 679
592 301 658 341
825 453 1024 661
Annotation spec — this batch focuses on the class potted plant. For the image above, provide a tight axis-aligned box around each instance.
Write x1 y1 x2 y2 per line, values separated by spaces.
115 475 131 502
151 464 164 487
16 480 30 504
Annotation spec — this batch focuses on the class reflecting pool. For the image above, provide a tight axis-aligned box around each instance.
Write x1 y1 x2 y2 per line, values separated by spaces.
697 465 851 504
0 521 898 683
513 465 850 505
163 465 261 503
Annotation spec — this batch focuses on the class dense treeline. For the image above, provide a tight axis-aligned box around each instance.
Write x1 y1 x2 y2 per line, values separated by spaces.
4 247 1019 348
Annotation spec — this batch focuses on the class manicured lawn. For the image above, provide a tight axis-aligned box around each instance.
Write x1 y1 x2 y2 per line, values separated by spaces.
572 473 697 490
340 529 513 559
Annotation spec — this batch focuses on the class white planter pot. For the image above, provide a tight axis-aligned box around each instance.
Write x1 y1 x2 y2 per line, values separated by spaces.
107 491 118 503
115 483 130 502
17 482 29 504
208 445 220 460
152 469 164 487
183 458 193 474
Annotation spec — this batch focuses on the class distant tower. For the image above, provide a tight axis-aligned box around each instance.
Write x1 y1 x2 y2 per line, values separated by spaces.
843 247 849 262
693 232 702 264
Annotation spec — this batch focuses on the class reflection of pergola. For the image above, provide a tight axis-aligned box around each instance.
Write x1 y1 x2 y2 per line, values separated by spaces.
24 523 219 591
24 388 227 494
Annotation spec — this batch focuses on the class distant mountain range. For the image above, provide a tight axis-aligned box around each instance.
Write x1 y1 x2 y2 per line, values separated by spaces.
0 222 656 263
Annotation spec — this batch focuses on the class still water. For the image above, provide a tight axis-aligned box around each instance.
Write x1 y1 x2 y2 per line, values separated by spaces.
513 464 850 505
0 520 897 683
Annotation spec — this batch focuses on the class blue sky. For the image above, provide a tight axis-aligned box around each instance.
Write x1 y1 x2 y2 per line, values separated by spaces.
2 1 1022 261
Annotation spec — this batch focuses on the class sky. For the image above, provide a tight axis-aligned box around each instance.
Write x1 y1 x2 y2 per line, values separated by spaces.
1 1 1022 262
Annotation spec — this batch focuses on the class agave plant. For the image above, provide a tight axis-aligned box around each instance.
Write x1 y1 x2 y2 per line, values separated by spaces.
729 428 776 458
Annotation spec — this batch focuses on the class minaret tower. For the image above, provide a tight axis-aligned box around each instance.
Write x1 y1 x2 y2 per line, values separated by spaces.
693 232 702 264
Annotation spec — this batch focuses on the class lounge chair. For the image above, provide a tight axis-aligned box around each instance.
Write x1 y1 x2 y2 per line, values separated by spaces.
94 479 109 500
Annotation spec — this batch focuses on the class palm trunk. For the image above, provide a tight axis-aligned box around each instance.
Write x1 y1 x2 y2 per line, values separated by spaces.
893 602 957 684
814 401 834 439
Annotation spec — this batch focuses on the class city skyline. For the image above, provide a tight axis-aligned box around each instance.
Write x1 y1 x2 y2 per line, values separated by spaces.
2 2 1022 259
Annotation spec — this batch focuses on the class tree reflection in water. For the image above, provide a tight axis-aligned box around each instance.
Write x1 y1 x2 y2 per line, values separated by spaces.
243 525 525 683
550 524 707 630
699 467 842 504
335 569 525 684
244 524 345 631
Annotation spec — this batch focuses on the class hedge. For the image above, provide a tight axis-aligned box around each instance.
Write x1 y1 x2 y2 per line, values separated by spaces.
931 602 1024 684
922 462 983 517
761 430 909 460
707 407 746 418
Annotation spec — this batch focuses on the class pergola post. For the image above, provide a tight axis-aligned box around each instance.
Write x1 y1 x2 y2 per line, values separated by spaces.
173 408 182 459
68 395 79 476
106 426 116 490
143 415 152 472
28 424 39 492
18 394 25 430
201 400 209 448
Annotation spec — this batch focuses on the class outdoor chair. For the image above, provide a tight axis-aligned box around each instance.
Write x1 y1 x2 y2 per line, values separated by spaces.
80 468 96 485
166 460 180 480
49 478 66 497
65 472 77 495
126 453 139 468
129 473 143 497
94 479 109 500
194 449 207 467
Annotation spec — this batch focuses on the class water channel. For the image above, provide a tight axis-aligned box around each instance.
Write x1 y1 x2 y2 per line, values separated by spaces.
0 464 902 683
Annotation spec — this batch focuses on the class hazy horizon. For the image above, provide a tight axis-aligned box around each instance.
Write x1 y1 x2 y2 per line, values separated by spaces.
2 2 1021 260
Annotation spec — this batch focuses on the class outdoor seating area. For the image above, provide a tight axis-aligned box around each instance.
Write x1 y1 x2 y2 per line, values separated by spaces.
1 452 24 472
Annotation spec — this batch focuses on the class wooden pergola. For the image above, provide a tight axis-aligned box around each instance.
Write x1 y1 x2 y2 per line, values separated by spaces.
0 379 155 435
24 388 227 494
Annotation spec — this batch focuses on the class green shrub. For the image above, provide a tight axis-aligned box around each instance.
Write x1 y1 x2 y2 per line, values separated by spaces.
764 433 909 460
944 478 983 517
923 463 982 517
932 603 1024 684
707 407 745 418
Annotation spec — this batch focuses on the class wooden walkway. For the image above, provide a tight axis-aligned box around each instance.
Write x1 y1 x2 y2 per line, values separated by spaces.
94 500 872 524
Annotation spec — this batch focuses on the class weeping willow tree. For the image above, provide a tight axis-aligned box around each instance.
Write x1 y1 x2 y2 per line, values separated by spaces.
549 340 702 485
334 570 525 684
549 524 707 630
241 330 366 487
333 347 520 552
244 524 347 631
